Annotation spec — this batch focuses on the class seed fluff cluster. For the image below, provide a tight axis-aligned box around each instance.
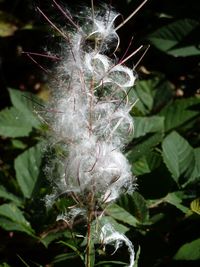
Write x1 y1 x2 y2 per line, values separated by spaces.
44 3 137 266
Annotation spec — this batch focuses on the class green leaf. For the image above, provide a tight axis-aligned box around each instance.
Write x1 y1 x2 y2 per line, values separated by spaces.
165 192 189 213
0 217 30 232
0 107 32 137
0 263 11 267
127 132 163 162
40 230 71 248
8 88 42 129
169 45 200 57
190 198 200 215
106 203 139 227
0 11 18 37
189 148 200 183
160 97 200 132
133 152 162 176
174 238 200 260
118 192 149 223
0 203 34 235
53 252 78 263
148 19 200 56
162 131 194 183
85 238 95 267
14 143 43 198
58 241 84 262
11 139 27 149
0 185 23 206
0 89 43 138
133 116 164 138
132 79 155 114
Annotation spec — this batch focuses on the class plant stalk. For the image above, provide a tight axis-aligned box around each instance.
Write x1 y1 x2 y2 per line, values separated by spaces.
86 209 93 267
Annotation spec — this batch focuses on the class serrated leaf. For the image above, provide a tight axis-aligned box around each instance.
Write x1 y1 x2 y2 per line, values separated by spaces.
174 238 200 260
0 107 32 137
106 204 139 227
132 79 155 114
133 116 164 138
133 152 162 176
127 132 163 163
118 192 149 223
14 143 43 198
162 131 194 183
148 19 200 56
0 203 34 236
189 148 200 183
160 97 200 132
0 185 23 206
8 88 42 129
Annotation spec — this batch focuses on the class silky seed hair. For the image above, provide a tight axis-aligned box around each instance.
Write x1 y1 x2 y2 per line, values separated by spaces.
39 1 144 266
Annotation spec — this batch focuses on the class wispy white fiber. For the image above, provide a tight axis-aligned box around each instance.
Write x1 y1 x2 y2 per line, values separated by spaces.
46 5 137 204
44 3 137 264
100 224 135 267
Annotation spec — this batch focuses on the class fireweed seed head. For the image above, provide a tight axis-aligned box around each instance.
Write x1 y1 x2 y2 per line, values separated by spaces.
44 4 137 211
42 7 139 264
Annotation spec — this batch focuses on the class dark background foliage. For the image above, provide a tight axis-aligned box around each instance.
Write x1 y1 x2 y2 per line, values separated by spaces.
0 0 199 267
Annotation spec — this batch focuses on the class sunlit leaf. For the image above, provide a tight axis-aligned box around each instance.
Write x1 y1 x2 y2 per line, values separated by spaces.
0 89 43 137
14 143 43 198
106 203 139 227
0 107 32 137
190 198 200 215
0 203 34 236
8 88 42 129
133 116 164 138
0 11 18 37
162 131 194 183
